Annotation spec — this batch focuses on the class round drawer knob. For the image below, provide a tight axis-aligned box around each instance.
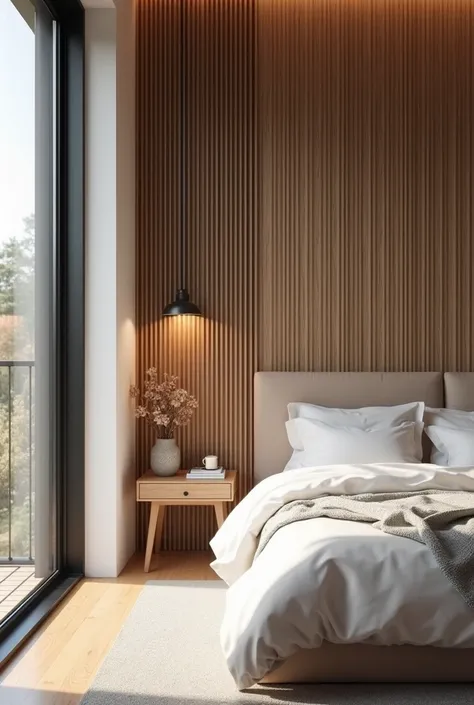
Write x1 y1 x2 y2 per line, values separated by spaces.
183 491 189 497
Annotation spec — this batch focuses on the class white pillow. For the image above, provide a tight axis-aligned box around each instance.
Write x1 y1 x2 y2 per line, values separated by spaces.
423 408 474 464
424 407 474 431
284 418 421 469
425 425 474 467
286 401 425 451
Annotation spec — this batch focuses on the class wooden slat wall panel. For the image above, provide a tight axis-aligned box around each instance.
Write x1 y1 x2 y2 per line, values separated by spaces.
136 0 256 550
136 0 474 550
259 0 474 373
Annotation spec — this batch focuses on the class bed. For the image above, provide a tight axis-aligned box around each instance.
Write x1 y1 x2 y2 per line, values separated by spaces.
210 372 474 688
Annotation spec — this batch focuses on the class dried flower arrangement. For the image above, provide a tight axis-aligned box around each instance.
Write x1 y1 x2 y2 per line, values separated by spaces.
130 369 198 439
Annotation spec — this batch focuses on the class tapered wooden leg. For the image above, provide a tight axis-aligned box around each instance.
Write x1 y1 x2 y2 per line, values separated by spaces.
214 502 227 529
154 504 166 552
144 503 160 573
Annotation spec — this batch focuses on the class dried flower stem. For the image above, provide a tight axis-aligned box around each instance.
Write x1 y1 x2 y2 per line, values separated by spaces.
130 369 198 439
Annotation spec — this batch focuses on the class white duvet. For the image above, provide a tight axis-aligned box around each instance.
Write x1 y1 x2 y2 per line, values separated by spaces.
210 463 474 689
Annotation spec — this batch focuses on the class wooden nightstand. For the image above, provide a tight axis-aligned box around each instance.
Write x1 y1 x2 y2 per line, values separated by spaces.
136 469 237 572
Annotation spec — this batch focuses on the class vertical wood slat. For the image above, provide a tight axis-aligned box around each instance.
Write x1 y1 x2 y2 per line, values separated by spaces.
136 0 474 550
136 0 256 550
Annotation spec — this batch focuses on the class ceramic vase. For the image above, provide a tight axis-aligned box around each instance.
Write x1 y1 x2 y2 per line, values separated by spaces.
150 438 180 476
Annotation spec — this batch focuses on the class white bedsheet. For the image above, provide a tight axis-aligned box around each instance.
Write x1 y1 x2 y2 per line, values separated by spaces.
210 463 474 689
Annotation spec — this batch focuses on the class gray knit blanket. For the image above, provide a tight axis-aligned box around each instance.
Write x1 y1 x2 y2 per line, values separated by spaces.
256 490 474 608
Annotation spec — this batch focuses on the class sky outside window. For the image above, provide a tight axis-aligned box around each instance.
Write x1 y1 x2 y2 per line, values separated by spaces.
0 0 34 245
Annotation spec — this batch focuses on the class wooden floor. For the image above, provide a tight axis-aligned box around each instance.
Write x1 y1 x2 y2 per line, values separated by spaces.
0 565 42 621
0 552 217 705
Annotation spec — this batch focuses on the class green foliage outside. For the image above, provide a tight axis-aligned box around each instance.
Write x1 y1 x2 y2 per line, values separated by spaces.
0 217 35 559
0 215 34 320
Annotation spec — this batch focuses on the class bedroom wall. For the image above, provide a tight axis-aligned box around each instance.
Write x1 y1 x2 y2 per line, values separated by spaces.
85 3 136 576
135 0 474 550
258 0 474 373
135 0 256 549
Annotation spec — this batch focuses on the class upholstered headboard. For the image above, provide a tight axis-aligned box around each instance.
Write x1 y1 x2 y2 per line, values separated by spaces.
444 372 474 410
254 371 444 483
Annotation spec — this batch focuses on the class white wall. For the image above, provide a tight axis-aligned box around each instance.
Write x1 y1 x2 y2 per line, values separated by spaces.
85 2 136 577
115 0 136 573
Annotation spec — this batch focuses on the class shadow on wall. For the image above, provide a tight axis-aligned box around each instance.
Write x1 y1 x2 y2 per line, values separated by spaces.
3 685 474 705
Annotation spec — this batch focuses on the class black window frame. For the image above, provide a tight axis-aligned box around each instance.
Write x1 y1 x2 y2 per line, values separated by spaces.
0 0 84 665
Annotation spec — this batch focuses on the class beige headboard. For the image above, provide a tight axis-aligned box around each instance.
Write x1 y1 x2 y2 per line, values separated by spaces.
254 371 444 483
444 372 474 410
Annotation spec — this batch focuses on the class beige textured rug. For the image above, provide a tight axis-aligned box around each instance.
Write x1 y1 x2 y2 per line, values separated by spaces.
81 581 474 705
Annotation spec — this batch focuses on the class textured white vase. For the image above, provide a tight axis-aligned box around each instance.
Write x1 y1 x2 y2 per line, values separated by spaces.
150 438 181 477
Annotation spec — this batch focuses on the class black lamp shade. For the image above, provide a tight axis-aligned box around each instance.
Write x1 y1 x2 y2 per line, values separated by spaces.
162 288 202 316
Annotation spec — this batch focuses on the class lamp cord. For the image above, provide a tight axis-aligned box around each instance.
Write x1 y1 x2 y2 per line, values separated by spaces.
179 0 186 291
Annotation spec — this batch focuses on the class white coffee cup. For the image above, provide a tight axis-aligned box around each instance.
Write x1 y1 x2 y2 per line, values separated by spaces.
202 455 218 470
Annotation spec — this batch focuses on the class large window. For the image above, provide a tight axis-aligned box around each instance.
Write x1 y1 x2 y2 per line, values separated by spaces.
0 0 84 656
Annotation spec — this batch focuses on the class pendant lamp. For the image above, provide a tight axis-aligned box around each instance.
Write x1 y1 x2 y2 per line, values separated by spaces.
163 0 202 317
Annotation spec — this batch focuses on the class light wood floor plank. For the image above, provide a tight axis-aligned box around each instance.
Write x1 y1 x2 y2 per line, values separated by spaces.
36 584 140 699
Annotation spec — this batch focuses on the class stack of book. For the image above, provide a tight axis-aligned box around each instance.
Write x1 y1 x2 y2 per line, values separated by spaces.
186 467 226 480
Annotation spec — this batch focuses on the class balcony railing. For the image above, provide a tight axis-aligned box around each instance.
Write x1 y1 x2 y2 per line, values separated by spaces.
0 361 34 565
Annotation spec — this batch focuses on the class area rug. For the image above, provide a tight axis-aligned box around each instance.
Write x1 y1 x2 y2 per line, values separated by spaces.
80 580 474 705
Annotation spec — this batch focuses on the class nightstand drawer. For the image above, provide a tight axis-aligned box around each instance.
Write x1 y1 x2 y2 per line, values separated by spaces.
138 481 232 501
